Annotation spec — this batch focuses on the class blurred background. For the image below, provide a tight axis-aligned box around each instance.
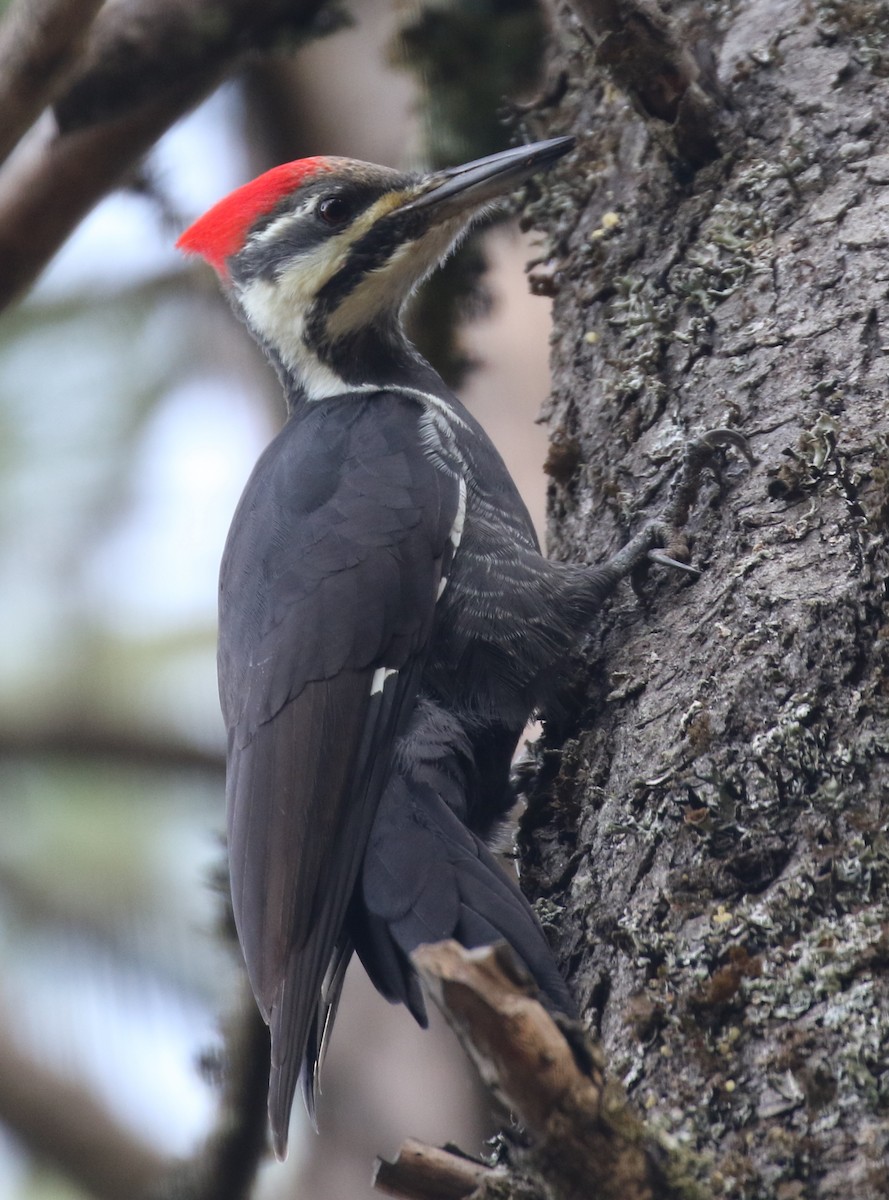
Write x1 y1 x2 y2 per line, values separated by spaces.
0 1 554 1195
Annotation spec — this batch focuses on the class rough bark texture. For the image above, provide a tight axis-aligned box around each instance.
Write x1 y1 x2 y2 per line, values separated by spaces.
516 1 889 1197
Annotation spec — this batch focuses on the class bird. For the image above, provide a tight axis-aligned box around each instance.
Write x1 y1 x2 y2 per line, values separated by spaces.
176 136 699 1157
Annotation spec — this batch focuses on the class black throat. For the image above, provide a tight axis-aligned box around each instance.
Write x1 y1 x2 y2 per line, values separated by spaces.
281 322 449 410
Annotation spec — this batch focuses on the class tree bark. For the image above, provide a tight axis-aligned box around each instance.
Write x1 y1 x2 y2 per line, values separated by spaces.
514 2 889 1197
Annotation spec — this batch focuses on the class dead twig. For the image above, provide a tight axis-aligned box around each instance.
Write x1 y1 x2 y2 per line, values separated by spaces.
411 941 694 1200
374 1138 502 1200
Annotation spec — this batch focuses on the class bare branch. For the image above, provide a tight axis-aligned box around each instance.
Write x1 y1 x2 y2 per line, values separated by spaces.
0 0 331 310
0 1007 170 1199
155 980 271 1200
0 0 104 167
412 941 692 1200
374 1137 502 1200
0 954 269 1200
0 718 224 775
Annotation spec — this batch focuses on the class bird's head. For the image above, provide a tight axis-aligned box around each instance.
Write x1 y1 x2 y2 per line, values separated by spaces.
177 137 575 400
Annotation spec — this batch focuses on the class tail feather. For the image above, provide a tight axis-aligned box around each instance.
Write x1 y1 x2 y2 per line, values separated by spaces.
300 939 352 1127
353 703 576 1021
267 699 575 1156
266 916 339 1155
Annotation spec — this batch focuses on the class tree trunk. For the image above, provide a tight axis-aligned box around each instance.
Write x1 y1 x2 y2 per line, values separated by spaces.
518 2 889 1197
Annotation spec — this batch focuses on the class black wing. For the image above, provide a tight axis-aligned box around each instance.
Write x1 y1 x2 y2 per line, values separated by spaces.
218 393 459 1155
351 702 576 1022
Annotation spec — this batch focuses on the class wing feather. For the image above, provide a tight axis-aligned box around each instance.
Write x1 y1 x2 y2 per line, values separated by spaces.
218 393 459 1153
227 673 371 1013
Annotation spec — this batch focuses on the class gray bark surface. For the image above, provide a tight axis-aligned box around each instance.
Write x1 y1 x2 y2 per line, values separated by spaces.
517 2 889 1196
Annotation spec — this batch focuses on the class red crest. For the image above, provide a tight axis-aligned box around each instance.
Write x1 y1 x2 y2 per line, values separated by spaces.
176 157 332 276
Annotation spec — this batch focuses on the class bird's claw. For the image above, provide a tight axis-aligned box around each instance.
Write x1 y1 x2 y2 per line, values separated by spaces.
647 548 702 577
634 427 753 581
594 427 753 594
693 427 757 468
663 425 755 533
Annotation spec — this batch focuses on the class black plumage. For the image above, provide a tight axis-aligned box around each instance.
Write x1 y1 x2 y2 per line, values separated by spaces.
180 137 671 1156
354 700 575 1021
219 394 457 1136
220 381 629 1153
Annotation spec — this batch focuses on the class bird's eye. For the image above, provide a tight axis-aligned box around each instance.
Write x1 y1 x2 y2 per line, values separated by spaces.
317 195 352 227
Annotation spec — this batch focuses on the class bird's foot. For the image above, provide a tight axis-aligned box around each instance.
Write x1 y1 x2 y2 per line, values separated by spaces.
645 426 755 577
662 427 757 528
595 428 754 590
648 545 702 577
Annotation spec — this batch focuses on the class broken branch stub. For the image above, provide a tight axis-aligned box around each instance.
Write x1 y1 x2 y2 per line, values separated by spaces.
411 941 688 1200
562 0 727 166
373 1138 502 1200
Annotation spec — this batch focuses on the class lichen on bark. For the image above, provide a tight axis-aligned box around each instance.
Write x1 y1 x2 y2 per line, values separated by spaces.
516 1 889 1196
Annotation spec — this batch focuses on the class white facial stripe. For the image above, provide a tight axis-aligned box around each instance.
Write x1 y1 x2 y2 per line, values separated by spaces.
234 177 479 403
325 218 464 340
247 198 317 248
237 190 422 392
238 277 352 398
242 193 408 326
246 190 407 254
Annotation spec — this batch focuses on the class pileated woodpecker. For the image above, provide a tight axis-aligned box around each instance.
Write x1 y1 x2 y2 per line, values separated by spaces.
176 137 729 1157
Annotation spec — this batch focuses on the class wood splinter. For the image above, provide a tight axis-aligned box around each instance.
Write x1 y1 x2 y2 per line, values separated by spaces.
404 940 686 1200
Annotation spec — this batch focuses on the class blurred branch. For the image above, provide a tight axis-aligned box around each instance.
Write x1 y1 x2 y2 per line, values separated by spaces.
0 960 270 1200
374 1137 503 1200
0 1006 170 1199
0 0 104 167
156 979 270 1200
0 0 333 309
0 720 224 775
192 993 270 1200
412 941 690 1200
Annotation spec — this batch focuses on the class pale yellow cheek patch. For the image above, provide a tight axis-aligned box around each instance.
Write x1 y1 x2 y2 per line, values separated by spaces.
238 188 465 380
325 216 463 340
360 190 414 223
246 190 418 314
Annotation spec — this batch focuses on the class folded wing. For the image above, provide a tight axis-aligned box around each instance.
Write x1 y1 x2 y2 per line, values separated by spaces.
218 394 459 1155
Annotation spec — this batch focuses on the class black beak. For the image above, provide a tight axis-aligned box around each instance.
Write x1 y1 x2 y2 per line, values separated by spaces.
403 136 576 217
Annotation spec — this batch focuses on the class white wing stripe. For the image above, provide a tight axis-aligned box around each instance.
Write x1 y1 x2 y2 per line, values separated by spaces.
450 476 467 550
370 666 399 695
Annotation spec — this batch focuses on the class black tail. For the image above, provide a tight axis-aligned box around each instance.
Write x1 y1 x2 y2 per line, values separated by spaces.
349 702 576 1021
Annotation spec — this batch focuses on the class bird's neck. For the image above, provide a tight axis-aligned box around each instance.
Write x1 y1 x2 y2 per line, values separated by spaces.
271 321 450 410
